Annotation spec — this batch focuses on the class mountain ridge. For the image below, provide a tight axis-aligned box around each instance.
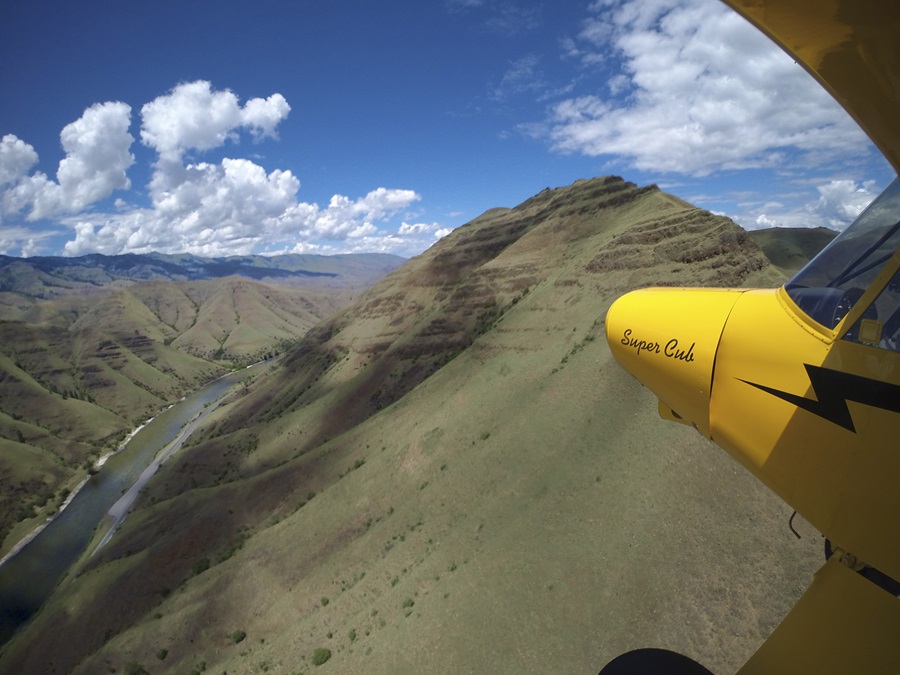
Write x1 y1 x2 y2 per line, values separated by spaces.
0 176 829 675
0 251 405 299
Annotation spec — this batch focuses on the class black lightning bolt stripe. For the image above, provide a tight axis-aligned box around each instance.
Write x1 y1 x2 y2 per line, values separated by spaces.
740 364 900 433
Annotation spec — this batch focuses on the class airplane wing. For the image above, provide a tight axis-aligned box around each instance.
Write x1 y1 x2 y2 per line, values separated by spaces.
724 0 900 174
738 556 900 673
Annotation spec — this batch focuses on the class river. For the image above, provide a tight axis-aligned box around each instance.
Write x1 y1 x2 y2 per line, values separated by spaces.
0 361 271 647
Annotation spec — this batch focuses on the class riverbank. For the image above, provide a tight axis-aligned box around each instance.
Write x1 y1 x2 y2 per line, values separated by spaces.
0 359 274 567
0 412 165 569
0 359 275 648
89 387 237 558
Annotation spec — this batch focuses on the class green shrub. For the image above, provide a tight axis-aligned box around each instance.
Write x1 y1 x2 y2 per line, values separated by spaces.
312 648 332 666
230 629 247 644
156 649 168 660
191 557 210 576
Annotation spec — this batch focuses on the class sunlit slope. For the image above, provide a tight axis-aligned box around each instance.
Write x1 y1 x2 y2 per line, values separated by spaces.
64 277 347 363
0 177 824 675
219 177 784 444
164 278 344 362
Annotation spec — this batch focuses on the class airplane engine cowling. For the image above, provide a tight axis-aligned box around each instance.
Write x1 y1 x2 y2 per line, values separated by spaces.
605 288 745 438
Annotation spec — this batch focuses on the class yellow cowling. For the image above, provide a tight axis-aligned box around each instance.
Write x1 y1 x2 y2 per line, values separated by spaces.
605 287 744 438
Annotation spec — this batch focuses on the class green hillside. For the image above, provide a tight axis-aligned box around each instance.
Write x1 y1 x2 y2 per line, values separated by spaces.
0 177 828 675
748 226 837 276
0 277 367 556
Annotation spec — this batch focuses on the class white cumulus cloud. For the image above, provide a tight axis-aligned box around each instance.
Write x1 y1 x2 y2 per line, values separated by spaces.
0 135 38 186
5 81 426 258
242 93 292 141
811 179 879 226
398 221 444 236
140 81 291 162
55 101 135 212
541 0 871 176
1 102 134 220
64 180 423 257
740 179 879 231
269 189 422 242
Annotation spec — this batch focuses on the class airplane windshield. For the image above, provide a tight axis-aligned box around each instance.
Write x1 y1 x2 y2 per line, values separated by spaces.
785 177 900 342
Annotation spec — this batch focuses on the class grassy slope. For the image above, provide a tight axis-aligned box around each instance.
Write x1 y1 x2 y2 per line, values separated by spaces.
0 178 824 675
0 320 223 554
170 278 345 362
748 227 837 276
0 278 352 557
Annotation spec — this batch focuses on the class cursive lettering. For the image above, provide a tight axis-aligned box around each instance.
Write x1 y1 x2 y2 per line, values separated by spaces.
622 329 696 362
664 338 695 362
621 328 660 356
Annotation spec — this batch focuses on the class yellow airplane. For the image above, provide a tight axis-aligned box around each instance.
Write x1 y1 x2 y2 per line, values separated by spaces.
603 0 900 673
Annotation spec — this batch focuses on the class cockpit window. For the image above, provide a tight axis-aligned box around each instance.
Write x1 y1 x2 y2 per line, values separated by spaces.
785 177 900 334
843 267 900 352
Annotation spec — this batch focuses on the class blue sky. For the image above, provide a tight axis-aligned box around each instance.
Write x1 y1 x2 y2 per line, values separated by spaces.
0 0 895 259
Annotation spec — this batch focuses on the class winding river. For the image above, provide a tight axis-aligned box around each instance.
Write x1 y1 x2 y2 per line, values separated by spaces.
0 362 271 647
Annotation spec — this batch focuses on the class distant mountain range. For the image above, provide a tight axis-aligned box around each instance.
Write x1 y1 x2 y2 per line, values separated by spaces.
0 251 405 298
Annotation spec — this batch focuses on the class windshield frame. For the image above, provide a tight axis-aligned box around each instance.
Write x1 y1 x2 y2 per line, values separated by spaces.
783 177 900 342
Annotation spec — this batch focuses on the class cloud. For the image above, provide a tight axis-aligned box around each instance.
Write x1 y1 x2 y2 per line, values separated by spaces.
63 180 422 257
0 135 38 186
485 3 542 36
49 81 433 257
55 101 134 212
397 220 454 238
5 80 431 258
300 227 450 257
446 0 541 36
540 0 872 176
809 179 879 228
1 102 134 220
140 81 290 162
738 179 879 231
0 224 60 257
153 158 298 222
398 221 436 235
241 93 292 141
274 188 422 239
492 55 545 101
390 221 455 254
